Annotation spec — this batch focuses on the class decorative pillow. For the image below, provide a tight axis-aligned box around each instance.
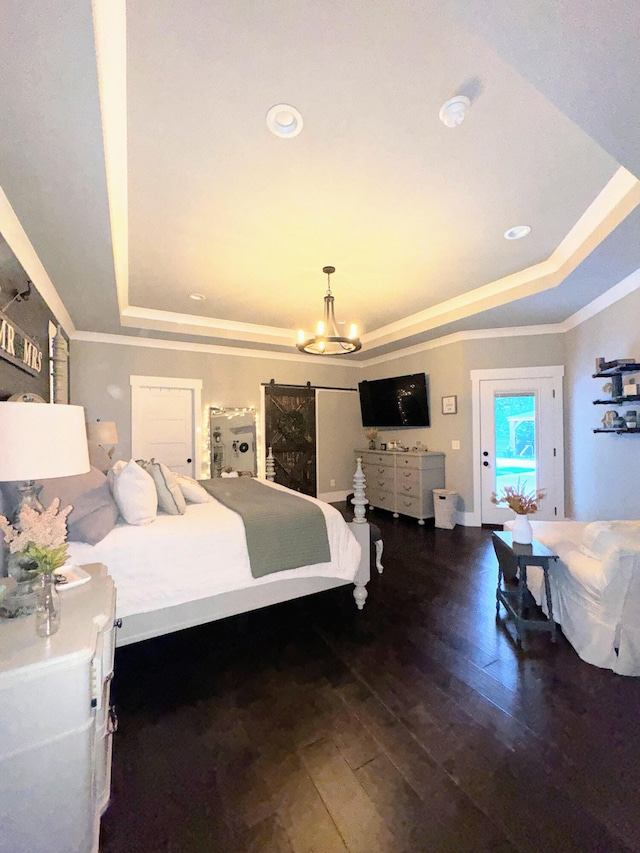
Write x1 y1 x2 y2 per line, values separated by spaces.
173 472 214 504
580 521 640 560
66 482 120 545
137 459 186 515
108 460 157 525
39 466 105 509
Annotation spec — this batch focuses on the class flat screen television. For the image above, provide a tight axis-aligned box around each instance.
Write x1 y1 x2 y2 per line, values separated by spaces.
358 373 430 428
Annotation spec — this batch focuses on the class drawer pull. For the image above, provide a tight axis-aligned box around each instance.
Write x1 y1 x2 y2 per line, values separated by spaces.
377 467 386 473
403 471 412 477
108 704 119 734
377 481 386 487
403 486 413 492
113 618 123 629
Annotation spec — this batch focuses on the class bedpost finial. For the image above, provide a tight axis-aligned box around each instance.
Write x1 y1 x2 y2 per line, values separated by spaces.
351 456 367 523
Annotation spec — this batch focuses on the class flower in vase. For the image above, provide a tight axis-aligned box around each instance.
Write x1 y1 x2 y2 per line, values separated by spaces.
490 479 545 515
0 498 72 575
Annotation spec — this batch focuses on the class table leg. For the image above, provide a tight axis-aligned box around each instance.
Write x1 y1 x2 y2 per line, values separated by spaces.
542 562 557 642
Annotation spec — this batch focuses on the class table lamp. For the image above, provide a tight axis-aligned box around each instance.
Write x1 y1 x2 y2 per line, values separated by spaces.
0 402 90 519
86 420 119 459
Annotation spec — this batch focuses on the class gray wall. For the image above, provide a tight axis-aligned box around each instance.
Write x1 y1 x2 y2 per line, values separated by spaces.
70 339 361 479
564 287 640 520
71 291 639 522
360 334 566 515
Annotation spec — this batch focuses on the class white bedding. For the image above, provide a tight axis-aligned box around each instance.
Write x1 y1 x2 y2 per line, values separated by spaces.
67 481 361 620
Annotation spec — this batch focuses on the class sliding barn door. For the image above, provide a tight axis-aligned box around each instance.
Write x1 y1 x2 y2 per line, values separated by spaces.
264 385 317 496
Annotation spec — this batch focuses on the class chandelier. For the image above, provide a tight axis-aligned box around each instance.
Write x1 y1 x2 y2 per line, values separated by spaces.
296 266 361 355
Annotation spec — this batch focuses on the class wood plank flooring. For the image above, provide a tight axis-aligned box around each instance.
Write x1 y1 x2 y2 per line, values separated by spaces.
100 509 640 853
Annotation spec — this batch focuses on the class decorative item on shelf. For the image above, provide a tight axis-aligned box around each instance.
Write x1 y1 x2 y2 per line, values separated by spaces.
0 499 71 630
623 380 638 397
491 479 545 545
602 410 618 429
625 410 638 429
296 266 361 355
364 428 378 450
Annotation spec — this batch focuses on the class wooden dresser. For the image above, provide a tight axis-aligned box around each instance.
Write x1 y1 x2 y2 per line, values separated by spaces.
356 449 446 524
0 564 117 853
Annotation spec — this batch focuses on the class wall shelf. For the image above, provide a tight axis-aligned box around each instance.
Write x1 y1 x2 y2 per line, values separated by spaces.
593 359 639 433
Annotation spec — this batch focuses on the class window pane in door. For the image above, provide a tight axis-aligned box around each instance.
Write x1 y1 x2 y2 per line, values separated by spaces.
494 393 537 495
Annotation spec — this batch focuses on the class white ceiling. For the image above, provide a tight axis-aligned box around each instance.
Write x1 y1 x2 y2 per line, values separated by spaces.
1 0 639 361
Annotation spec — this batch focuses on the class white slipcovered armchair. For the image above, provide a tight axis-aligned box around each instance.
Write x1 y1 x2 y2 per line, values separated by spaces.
505 519 640 676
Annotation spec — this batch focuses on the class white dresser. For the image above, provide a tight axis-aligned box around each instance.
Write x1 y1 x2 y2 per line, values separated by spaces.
0 564 117 853
357 449 446 524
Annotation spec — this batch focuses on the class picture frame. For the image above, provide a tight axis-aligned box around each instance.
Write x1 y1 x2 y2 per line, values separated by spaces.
441 395 457 415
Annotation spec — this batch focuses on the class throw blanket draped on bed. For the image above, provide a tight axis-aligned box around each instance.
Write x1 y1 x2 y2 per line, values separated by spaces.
200 479 331 578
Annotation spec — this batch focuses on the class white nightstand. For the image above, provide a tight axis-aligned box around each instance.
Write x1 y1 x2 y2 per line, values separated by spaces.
0 564 117 853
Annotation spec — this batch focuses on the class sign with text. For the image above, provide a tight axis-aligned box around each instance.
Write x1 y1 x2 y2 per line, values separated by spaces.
0 310 43 377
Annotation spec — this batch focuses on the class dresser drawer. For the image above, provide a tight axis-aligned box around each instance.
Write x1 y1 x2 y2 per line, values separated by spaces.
367 488 394 510
396 467 419 488
396 480 420 499
361 452 394 468
395 495 421 517
396 454 421 470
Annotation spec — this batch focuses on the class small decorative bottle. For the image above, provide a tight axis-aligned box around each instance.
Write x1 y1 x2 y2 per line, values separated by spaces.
35 573 61 637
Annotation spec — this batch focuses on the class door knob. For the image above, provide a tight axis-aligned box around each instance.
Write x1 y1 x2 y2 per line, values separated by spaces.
483 461 489 467
187 458 192 463
483 451 489 457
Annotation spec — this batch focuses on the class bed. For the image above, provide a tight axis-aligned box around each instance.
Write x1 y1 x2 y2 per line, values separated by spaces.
64 465 371 647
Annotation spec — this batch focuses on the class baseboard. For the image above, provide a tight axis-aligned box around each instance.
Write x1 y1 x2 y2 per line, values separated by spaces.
319 490 350 503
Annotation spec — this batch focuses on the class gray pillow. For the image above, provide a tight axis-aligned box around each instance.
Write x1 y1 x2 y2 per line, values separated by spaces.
39 467 106 509
136 459 186 515
66 481 119 545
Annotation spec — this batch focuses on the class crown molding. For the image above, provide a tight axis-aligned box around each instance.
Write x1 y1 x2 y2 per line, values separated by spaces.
73 261 640 366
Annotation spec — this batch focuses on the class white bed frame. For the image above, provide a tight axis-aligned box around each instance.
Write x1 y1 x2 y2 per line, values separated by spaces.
115 459 371 646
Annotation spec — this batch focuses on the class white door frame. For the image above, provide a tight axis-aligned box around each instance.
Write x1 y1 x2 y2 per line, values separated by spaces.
470 366 565 527
130 375 204 477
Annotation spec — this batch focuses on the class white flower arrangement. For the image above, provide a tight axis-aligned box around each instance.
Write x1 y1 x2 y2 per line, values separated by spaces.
0 499 72 575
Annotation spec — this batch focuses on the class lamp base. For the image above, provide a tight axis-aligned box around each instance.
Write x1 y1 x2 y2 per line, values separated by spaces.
14 480 45 523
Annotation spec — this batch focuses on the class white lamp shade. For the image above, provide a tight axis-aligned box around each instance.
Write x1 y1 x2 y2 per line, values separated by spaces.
86 420 118 445
0 403 90 481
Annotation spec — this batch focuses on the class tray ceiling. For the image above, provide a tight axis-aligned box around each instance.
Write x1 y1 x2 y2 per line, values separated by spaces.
1 0 639 361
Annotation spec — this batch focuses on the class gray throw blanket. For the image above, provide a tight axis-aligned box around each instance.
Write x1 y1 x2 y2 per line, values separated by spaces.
200 478 331 578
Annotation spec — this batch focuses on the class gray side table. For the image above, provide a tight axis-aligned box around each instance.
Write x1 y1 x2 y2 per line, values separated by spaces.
492 531 558 647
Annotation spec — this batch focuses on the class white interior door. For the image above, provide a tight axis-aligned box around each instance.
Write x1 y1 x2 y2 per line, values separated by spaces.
476 371 564 524
131 377 202 477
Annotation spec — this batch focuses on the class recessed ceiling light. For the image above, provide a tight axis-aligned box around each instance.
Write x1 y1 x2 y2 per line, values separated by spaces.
504 225 532 240
266 104 303 138
189 292 206 301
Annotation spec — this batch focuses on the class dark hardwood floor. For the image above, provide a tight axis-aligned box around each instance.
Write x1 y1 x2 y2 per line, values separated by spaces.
100 508 640 853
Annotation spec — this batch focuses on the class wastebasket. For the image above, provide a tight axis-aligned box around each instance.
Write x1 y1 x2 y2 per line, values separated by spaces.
433 489 458 529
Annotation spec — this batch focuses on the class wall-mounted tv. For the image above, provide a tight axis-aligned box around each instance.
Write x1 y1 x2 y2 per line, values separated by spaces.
358 373 430 428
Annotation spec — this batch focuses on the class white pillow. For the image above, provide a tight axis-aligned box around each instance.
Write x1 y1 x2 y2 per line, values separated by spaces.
137 459 187 515
173 472 213 504
107 460 157 525
580 520 640 560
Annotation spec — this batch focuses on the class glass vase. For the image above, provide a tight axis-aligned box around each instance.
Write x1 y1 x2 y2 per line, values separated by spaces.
35 573 61 637
0 552 39 619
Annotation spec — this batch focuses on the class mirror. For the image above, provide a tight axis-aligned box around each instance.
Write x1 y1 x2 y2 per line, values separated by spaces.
209 407 257 477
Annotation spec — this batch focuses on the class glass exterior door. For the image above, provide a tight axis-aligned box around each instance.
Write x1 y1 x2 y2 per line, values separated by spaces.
480 377 559 524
